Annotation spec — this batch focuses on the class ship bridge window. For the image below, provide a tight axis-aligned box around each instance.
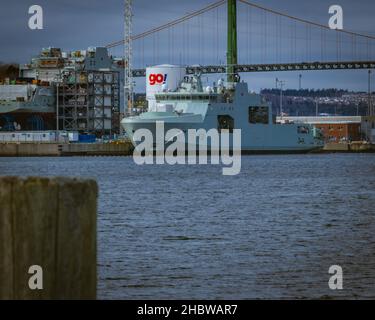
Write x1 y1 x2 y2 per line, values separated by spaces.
155 94 214 101
218 115 234 133
249 106 268 124
297 126 310 134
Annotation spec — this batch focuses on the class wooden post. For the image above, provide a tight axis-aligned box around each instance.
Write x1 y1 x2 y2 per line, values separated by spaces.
0 177 97 300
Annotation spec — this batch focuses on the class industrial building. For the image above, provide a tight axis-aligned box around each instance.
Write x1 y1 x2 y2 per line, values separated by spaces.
277 116 363 142
58 69 120 135
361 116 375 143
0 47 122 137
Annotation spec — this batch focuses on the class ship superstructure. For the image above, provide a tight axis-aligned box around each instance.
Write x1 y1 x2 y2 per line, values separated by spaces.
122 71 323 152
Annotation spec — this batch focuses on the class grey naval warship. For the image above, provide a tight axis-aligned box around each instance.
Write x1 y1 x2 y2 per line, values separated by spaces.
121 0 323 153
121 72 323 153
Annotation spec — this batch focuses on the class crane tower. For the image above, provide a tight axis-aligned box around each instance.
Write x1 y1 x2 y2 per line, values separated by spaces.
124 0 133 115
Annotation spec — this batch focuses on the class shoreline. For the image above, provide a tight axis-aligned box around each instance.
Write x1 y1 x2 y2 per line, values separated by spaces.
0 142 374 157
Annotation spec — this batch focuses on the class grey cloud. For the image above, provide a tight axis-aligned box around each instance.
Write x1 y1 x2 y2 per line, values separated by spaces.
0 0 374 90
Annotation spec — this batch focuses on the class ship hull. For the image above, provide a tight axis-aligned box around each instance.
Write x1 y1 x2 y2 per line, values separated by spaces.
121 81 323 153
121 118 323 153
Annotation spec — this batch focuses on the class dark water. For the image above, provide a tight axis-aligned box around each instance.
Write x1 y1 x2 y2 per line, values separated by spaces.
1 154 375 299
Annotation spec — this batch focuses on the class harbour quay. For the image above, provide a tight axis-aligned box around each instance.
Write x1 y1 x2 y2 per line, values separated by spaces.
0 141 134 157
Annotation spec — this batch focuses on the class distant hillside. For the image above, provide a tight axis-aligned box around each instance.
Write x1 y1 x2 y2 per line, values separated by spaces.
261 88 355 98
261 90 371 116
0 63 19 80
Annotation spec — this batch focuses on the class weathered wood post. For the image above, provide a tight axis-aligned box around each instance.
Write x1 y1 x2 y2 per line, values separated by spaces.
0 177 97 299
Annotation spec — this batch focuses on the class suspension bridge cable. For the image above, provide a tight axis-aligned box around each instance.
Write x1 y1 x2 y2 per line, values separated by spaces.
239 0 375 41
105 0 226 48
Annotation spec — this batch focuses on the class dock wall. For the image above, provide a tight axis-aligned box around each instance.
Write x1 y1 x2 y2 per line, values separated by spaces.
0 142 134 157
323 142 375 152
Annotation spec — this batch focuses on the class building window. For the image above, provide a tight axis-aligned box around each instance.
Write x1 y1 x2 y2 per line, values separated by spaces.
218 115 234 133
249 106 268 124
298 126 310 134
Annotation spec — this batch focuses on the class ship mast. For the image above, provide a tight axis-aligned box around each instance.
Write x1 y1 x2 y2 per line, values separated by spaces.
227 0 238 83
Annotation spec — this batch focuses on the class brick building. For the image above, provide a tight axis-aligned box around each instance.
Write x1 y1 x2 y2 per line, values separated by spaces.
313 122 361 142
277 116 362 142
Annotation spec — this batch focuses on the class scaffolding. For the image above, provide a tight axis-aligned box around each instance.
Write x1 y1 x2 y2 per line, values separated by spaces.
58 70 120 135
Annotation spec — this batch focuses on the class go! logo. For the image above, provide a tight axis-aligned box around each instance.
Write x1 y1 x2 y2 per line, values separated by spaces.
149 73 167 86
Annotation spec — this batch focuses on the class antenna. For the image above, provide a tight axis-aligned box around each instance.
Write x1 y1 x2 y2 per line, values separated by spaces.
124 0 134 115
277 79 285 119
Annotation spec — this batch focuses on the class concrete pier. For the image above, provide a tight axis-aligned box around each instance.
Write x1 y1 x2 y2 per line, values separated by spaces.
0 142 134 157
0 177 97 299
323 142 375 152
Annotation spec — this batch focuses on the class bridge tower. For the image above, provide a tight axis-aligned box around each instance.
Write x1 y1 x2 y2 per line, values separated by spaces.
227 0 238 83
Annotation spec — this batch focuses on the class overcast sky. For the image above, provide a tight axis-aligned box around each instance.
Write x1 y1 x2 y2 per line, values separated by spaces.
0 0 374 91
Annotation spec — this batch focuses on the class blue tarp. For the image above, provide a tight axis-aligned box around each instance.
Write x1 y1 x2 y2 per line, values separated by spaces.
78 134 96 143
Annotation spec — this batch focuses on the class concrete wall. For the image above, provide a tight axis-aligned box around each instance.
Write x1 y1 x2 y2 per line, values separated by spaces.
0 143 60 156
0 142 133 156
323 142 375 152
61 142 133 156
324 143 349 151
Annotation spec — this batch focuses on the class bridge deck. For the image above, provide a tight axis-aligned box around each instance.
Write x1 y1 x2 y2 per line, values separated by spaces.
132 61 375 77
